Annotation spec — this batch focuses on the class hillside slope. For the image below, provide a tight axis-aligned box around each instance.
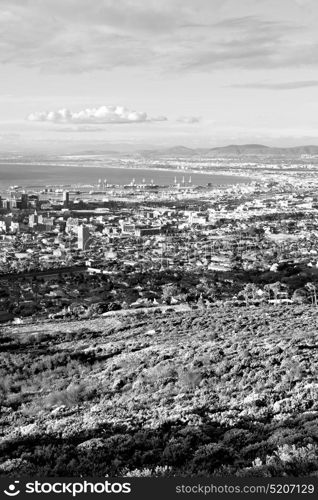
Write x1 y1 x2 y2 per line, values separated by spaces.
1 306 318 476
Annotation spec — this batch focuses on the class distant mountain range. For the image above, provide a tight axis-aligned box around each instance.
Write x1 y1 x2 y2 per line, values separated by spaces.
138 144 318 157
59 143 318 158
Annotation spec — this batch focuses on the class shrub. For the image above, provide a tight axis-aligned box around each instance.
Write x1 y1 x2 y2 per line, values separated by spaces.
122 465 172 477
46 383 97 408
178 369 202 390
274 443 318 464
192 443 233 473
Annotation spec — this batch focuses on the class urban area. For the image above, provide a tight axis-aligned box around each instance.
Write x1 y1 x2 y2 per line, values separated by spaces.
2 152 318 324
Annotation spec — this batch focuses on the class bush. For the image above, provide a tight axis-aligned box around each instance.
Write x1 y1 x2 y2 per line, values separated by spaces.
178 369 202 390
122 465 172 477
46 383 97 408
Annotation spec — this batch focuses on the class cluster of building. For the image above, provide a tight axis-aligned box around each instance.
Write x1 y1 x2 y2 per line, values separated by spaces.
1 167 318 322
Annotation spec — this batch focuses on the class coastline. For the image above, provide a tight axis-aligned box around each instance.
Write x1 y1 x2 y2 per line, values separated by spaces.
0 161 254 190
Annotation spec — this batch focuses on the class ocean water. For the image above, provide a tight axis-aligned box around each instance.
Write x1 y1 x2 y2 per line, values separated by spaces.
0 162 251 190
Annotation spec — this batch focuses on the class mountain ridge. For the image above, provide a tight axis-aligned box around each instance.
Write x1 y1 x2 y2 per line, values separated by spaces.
138 143 318 157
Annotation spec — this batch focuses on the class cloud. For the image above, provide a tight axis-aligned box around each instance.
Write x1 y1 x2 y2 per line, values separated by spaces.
27 105 167 124
229 80 318 90
0 0 176 72
294 0 313 5
0 1 318 74
176 14 312 72
0 0 179 34
0 133 21 142
149 115 168 122
176 116 201 124
177 18 302 72
52 126 108 132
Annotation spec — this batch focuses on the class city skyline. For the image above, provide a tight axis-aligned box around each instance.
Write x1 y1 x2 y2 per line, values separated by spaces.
1 0 318 151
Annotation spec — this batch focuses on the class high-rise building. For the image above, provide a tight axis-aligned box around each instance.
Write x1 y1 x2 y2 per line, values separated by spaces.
2 199 10 210
63 191 70 208
29 210 39 227
9 197 18 209
20 193 29 209
77 225 90 250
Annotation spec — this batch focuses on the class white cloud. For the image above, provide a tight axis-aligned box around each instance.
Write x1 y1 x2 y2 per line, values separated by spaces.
150 115 168 122
176 116 201 124
27 105 167 124
0 1 316 74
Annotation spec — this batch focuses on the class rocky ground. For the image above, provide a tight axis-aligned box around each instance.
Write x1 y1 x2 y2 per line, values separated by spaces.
0 305 318 476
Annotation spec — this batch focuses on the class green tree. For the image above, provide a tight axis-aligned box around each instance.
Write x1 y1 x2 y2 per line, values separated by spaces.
162 284 178 304
305 282 317 307
292 288 309 305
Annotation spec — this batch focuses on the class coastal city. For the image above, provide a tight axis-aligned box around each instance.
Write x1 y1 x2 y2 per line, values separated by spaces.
3 0 318 483
2 150 318 324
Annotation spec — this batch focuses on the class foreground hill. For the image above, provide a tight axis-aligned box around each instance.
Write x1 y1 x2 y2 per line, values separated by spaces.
1 306 318 477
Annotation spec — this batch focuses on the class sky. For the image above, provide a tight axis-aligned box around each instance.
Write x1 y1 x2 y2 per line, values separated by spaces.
1 0 318 152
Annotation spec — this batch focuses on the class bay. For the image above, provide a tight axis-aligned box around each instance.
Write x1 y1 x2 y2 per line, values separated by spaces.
0 162 251 190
